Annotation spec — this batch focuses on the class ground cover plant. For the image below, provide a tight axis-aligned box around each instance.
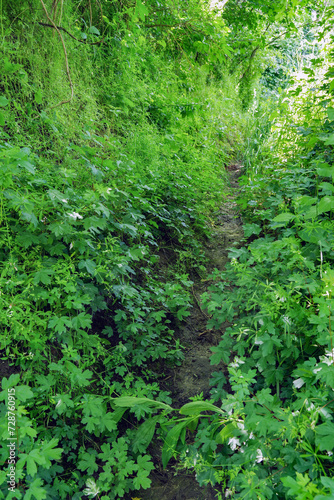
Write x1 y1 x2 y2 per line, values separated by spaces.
1 0 334 499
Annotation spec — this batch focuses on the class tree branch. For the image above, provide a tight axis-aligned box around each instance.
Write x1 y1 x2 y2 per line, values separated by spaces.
37 21 105 45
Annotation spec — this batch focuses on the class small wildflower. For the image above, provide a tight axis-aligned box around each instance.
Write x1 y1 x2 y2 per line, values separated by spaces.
255 449 263 463
61 199 68 203
282 315 291 325
228 437 240 451
68 212 83 220
230 357 245 369
293 378 305 389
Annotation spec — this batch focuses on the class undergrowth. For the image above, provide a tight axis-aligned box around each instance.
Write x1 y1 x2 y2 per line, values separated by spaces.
0 1 246 498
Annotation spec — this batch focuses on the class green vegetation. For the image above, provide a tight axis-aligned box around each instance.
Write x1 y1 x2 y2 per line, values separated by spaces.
0 0 334 499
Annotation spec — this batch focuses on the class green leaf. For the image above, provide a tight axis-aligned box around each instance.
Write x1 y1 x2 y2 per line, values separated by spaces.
34 89 42 104
20 160 35 174
324 134 334 146
317 196 334 215
23 477 47 500
272 212 295 223
33 268 55 285
317 165 334 178
15 385 34 402
26 456 38 476
112 396 172 411
162 420 188 468
327 107 334 121
0 96 9 107
78 450 98 475
315 422 334 450
320 476 334 493
132 416 160 453
88 26 100 35
179 401 224 416
78 259 96 275
40 438 63 465
2 374 20 390
216 422 237 444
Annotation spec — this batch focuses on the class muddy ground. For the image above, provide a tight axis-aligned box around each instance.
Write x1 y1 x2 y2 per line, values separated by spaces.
128 166 244 500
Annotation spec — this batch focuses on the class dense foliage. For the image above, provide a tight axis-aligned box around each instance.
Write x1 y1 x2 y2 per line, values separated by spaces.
1 0 334 499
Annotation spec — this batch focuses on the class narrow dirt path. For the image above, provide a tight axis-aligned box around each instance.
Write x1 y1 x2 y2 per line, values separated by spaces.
130 165 244 500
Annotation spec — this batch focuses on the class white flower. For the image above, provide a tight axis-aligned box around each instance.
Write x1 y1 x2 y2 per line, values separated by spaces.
230 357 245 368
282 315 291 325
225 489 233 498
228 437 240 451
61 199 68 203
68 212 83 220
293 378 305 389
255 449 263 463
307 402 315 412
292 411 300 417
313 366 322 374
321 349 334 366
107 188 112 194
327 451 333 456
319 407 331 419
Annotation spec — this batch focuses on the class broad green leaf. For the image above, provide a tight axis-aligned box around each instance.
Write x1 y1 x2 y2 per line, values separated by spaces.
319 181 334 193
26 456 38 476
315 422 334 450
0 96 9 107
88 26 100 35
112 396 172 411
78 259 96 275
2 374 20 390
317 196 334 215
327 107 334 121
272 212 295 223
132 416 160 453
216 422 237 444
34 89 42 104
162 420 188 468
15 385 34 402
324 134 334 145
320 476 334 493
179 401 224 416
23 477 47 500
317 165 334 178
